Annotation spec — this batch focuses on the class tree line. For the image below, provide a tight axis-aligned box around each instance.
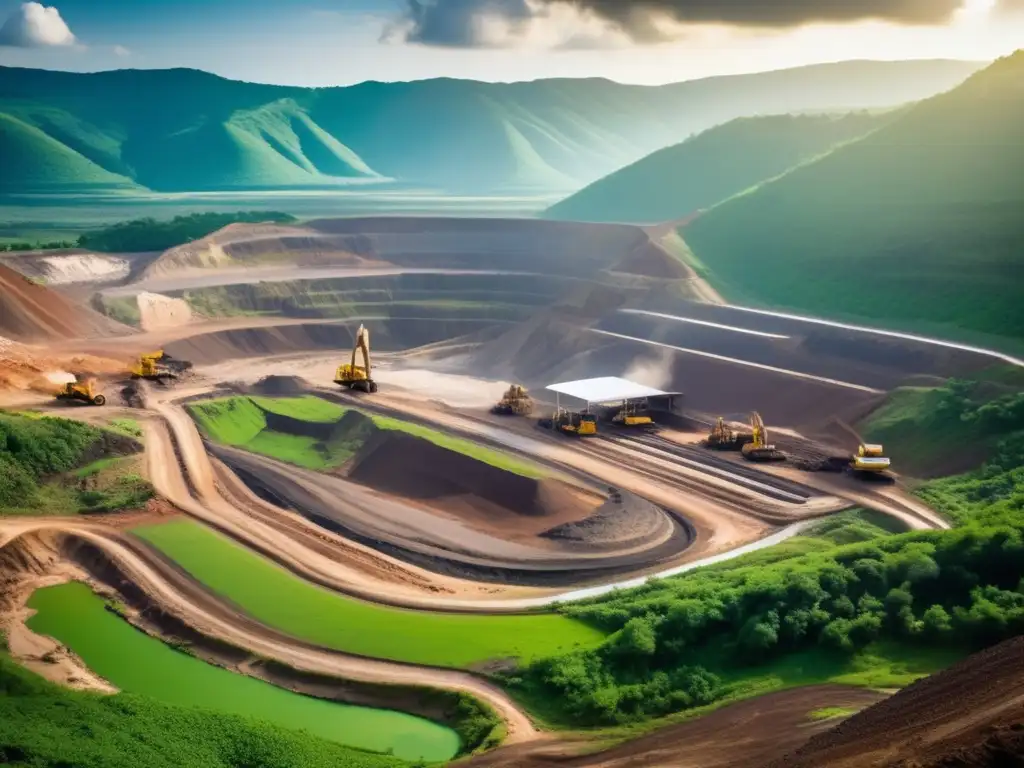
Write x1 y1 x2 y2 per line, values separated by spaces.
510 416 1024 725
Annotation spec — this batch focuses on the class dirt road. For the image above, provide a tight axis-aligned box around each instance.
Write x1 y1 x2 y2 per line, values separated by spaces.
0 520 539 743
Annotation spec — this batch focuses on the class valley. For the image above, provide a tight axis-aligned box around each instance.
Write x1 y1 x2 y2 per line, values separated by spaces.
2 41 1022 768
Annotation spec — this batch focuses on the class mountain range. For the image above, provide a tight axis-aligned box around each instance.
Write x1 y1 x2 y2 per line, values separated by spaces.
0 59 982 196
677 51 1024 345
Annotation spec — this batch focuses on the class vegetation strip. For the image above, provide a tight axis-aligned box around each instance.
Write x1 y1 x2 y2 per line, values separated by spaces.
188 394 547 477
0 645 409 768
133 519 606 668
26 582 460 762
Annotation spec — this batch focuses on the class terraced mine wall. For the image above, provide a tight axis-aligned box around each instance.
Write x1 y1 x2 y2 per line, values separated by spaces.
302 218 681 279
165 319 502 364
172 272 578 322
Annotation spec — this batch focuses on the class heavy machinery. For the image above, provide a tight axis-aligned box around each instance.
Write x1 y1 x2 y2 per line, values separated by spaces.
492 384 533 416
741 411 785 462
610 401 655 429
129 350 191 384
704 416 749 450
538 408 597 437
334 324 378 393
55 377 106 406
850 443 892 475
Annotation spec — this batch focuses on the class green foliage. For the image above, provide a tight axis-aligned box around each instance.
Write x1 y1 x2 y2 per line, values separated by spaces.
108 419 143 438
514 509 1024 725
0 413 151 516
682 52 1024 345
134 519 607 668
0 412 100 509
190 395 547 478
0 239 75 251
0 652 407 768
77 211 296 253
863 380 1024 477
546 112 891 224
0 60 980 195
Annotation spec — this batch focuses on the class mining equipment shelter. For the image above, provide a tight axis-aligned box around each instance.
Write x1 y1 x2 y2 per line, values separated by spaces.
544 376 682 419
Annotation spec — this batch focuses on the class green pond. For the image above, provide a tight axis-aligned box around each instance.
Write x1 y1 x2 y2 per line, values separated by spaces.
26 582 460 763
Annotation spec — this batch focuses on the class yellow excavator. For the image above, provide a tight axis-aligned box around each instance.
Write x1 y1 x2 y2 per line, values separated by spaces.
55 377 106 406
334 324 378 393
492 384 533 416
539 408 597 437
741 411 785 462
129 350 190 384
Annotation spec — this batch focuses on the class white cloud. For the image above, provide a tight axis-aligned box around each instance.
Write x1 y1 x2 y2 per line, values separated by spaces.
0 2 77 48
112 44 130 57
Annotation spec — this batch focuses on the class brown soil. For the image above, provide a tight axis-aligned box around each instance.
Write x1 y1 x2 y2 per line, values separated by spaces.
0 524 537 742
770 636 1024 768
344 427 600 532
164 318 506 364
0 264 130 342
610 238 693 280
0 336 126 397
142 222 387 280
464 685 885 768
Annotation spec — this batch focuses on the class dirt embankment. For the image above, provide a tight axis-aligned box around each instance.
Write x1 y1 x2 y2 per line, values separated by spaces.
770 635 1024 768
465 685 885 768
164 319 507 364
1 251 131 286
0 525 533 744
0 264 131 343
142 223 385 280
343 423 601 534
0 335 126 397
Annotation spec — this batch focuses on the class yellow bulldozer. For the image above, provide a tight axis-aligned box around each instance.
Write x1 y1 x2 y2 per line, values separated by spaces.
741 411 786 462
492 384 533 416
334 324 378 393
129 350 191 384
850 443 892 474
610 401 655 429
55 377 106 406
539 408 597 437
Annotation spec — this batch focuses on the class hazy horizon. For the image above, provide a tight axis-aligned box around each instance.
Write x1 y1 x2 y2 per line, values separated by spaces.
0 0 1019 87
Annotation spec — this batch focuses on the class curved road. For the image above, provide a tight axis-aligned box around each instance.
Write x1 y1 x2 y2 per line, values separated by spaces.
0 519 538 743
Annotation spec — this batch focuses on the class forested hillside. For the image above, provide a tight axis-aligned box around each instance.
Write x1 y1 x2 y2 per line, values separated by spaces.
681 51 1024 346
544 111 893 224
0 60 980 195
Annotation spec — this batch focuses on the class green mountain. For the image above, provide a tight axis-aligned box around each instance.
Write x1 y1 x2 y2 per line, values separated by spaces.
680 51 1024 346
544 111 895 224
0 59 982 196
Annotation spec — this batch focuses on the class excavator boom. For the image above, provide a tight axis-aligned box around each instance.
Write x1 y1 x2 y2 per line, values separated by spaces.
335 323 378 393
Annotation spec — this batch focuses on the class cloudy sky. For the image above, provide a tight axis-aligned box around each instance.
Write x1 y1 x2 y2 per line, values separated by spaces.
0 0 1021 85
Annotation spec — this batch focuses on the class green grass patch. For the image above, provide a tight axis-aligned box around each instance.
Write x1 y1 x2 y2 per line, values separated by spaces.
188 395 547 478
1 633 415 768
133 519 606 668
368 412 544 479
107 418 143 438
249 395 345 423
680 56 1024 349
808 706 858 721
26 582 459 762
243 432 344 470
189 396 268 445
